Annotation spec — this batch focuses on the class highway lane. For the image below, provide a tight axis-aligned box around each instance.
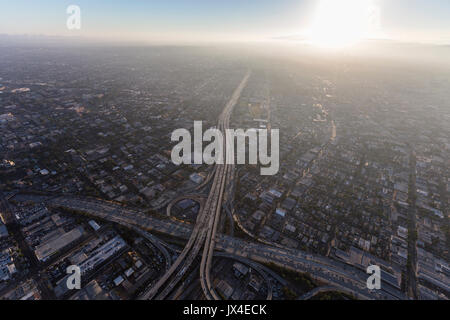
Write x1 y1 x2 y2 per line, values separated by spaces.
129 226 172 271
139 71 251 300
215 235 408 300
199 71 251 300
138 196 208 299
11 192 407 300
47 196 193 239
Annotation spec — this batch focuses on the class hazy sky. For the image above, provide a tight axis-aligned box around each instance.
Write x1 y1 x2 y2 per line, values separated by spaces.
0 0 449 44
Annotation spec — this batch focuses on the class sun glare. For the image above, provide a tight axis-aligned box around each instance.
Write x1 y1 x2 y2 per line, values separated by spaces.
307 0 380 48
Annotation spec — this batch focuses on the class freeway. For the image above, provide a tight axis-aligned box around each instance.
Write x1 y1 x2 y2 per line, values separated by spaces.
130 226 172 272
215 235 408 300
199 71 251 300
45 195 193 239
12 192 407 300
139 71 251 300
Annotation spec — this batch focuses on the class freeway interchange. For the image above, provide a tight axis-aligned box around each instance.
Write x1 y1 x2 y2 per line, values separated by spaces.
139 71 251 300
13 192 407 300
9 72 407 301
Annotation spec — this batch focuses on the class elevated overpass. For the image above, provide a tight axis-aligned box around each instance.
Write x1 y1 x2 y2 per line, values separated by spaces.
11 193 407 300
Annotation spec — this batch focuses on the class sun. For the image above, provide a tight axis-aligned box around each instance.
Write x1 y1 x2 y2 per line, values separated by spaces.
307 0 380 48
